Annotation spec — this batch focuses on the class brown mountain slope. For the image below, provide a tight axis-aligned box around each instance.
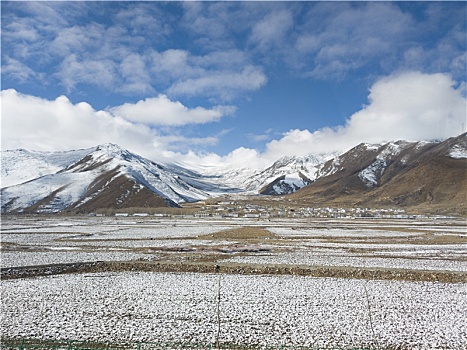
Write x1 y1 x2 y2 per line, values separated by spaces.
15 172 179 215
365 156 467 214
290 134 467 215
67 173 178 214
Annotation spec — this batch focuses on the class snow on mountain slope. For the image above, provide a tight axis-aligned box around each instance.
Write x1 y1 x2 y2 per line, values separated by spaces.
189 164 259 193
1 148 93 188
160 162 244 195
354 139 465 189
450 146 467 159
358 159 386 188
449 134 467 158
2 134 465 213
250 153 338 195
69 144 213 203
261 172 312 195
312 142 381 182
291 134 467 212
2 171 100 213
358 141 412 188
193 153 338 196
1 144 240 213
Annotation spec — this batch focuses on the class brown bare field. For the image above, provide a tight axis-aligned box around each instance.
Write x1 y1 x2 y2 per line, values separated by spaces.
196 226 276 240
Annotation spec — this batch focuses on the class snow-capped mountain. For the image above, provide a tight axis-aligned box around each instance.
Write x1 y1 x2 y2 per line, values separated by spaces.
1 133 466 214
189 153 338 196
290 133 467 212
253 153 337 195
0 144 338 214
0 144 239 213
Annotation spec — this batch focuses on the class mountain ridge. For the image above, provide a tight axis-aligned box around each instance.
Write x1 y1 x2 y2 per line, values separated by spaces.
1 134 466 214
290 133 467 215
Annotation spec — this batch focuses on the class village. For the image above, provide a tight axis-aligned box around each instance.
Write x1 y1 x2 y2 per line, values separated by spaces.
189 201 410 219
98 199 452 220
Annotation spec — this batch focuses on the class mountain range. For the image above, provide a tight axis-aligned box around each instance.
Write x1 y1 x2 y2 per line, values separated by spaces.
1 133 466 215
291 134 467 214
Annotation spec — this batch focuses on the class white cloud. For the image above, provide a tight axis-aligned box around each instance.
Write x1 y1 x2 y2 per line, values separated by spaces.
111 95 235 126
160 135 219 149
167 65 267 101
2 20 39 42
343 71 466 142
15 2 71 29
258 71 466 162
181 2 229 40
1 71 465 172
1 57 43 83
118 54 154 95
0 90 227 162
295 2 415 79
0 89 146 153
250 9 294 50
186 71 466 170
114 3 170 38
2 2 267 102
150 49 200 80
150 49 266 101
3 1 464 104
246 128 275 143
58 54 117 91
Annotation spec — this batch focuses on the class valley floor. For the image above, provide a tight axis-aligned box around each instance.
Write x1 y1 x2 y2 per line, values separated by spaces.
1 216 466 349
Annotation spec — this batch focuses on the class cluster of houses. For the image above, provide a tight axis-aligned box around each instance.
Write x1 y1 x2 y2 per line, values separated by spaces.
102 200 445 219
192 202 413 219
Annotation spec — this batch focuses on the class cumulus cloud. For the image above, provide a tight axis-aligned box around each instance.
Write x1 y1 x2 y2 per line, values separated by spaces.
186 71 466 170
1 89 149 153
1 72 465 171
111 95 236 126
259 71 466 160
0 89 225 161
343 71 465 142
165 72 466 169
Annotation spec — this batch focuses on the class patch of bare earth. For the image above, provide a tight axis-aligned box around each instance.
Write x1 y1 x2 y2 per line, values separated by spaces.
196 226 276 240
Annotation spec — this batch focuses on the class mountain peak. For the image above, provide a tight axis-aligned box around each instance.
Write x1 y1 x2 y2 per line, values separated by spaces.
94 143 129 156
95 143 123 152
89 143 140 164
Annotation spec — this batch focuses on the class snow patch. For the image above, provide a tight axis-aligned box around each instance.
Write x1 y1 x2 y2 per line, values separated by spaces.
358 159 387 188
450 145 467 159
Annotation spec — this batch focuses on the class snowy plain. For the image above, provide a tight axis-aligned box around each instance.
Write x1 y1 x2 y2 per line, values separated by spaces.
225 251 467 272
2 217 466 271
1 216 466 349
1 272 466 349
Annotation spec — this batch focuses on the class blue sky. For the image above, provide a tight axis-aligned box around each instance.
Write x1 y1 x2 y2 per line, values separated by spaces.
1 1 466 168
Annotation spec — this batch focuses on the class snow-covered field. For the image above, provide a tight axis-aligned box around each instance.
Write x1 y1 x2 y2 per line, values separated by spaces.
225 251 467 272
1 272 466 349
1 216 466 348
2 216 466 271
